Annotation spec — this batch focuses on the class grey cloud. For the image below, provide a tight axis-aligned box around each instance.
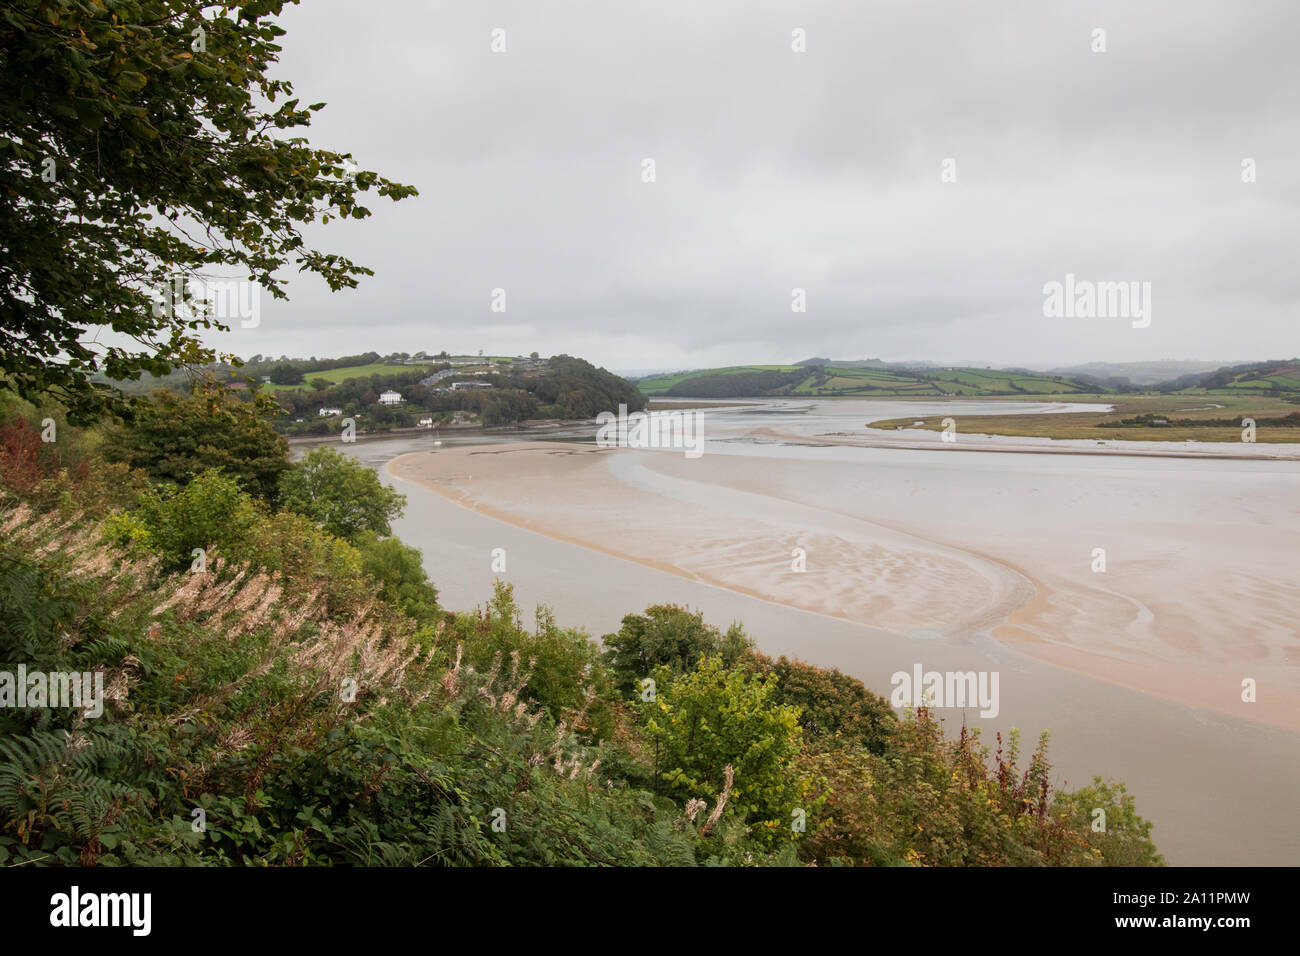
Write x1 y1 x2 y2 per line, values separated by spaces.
207 0 1299 370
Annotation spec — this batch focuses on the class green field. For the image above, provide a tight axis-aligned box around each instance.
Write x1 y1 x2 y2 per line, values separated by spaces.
639 359 1300 401
637 364 1108 397
1174 362 1300 394
870 395 1300 443
263 362 431 391
637 365 805 394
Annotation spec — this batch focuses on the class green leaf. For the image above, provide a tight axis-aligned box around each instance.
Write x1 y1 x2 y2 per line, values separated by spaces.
116 71 147 93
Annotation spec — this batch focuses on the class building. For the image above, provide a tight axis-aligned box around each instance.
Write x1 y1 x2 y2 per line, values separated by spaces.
450 381 493 391
419 368 457 387
318 407 343 417
378 390 403 405
418 418 434 427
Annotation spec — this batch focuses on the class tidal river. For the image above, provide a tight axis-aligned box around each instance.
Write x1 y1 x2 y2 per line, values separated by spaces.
324 399 1300 866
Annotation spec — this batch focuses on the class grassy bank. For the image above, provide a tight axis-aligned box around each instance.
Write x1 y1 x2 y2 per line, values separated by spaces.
870 395 1299 443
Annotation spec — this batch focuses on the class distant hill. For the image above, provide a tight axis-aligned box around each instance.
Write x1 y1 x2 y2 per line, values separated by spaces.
1154 359 1300 394
796 357 888 369
637 358 1300 399
97 352 645 429
638 364 1108 398
1047 360 1236 386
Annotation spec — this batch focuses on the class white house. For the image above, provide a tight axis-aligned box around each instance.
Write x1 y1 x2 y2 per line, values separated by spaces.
378 390 403 405
318 407 343 417
418 418 434 427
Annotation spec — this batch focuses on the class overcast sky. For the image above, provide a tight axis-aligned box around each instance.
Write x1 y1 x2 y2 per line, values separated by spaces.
206 0 1299 373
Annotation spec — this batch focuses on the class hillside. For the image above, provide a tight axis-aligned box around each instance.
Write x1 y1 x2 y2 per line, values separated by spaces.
1157 359 1300 395
640 359 1300 399
1046 360 1232 387
101 353 647 432
638 364 1108 398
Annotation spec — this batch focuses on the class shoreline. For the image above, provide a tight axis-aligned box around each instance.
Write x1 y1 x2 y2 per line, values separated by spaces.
286 418 579 446
776 426 1300 461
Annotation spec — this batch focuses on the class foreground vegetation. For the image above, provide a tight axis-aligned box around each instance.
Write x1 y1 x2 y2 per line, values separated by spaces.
0 391 1162 866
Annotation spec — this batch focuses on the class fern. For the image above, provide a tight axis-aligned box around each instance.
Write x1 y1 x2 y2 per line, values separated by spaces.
0 728 148 863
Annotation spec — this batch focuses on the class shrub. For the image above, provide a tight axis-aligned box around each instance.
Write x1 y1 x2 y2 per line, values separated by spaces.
748 653 896 755
452 582 614 739
641 656 812 848
602 604 751 693
355 533 440 625
110 468 262 572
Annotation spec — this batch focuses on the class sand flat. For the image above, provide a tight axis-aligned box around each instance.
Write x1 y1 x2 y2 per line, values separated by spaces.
382 438 1300 864
389 440 1300 733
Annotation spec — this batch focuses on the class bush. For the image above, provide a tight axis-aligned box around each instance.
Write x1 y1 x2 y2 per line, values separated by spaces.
641 656 812 848
797 714 1162 866
602 604 751 694
748 653 896 755
108 468 262 572
452 582 614 739
356 533 440 625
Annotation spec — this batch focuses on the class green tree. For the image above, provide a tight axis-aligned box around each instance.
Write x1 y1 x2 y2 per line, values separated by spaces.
602 604 751 694
104 389 289 501
269 364 304 385
0 0 416 421
278 446 405 540
643 656 809 846
748 653 896 755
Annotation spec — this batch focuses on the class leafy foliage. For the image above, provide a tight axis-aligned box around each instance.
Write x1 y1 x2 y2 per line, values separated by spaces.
104 389 289 501
107 467 261 571
748 652 896 755
0 0 416 421
797 716 1164 866
602 604 751 694
278 445 405 541
642 656 810 848
355 533 440 625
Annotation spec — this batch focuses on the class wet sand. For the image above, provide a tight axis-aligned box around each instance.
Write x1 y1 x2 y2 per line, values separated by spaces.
382 431 1300 865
